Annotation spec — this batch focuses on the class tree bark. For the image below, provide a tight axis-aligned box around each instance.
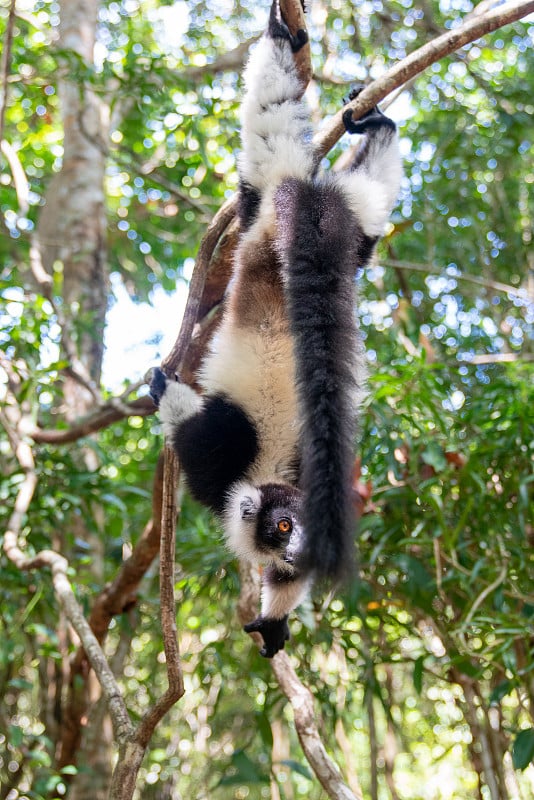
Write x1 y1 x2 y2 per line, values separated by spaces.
35 1 112 796
37 0 108 404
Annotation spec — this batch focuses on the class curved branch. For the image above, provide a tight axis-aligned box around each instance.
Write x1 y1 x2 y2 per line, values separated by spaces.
30 396 154 444
2 425 133 747
271 653 363 800
236 562 361 800
383 259 532 298
316 0 534 156
161 199 236 375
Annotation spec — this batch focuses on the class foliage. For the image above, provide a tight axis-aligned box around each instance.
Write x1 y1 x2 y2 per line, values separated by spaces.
1 0 533 799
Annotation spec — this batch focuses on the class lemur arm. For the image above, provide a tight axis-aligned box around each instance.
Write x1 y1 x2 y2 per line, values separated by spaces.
244 568 310 657
335 96 403 238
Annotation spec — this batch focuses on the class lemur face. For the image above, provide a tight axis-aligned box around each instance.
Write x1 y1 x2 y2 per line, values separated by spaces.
249 483 304 570
226 482 304 571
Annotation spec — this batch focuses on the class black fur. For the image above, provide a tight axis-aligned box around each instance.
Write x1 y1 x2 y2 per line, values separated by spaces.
252 483 302 560
343 108 396 137
173 395 259 514
243 613 290 658
238 180 262 229
268 0 308 52
357 233 379 268
149 366 170 406
275 179 364 582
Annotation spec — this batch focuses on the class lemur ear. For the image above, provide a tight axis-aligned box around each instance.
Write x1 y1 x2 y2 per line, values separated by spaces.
240 496 260 519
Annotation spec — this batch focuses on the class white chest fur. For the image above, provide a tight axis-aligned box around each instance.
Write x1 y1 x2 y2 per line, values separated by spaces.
199 316 300 486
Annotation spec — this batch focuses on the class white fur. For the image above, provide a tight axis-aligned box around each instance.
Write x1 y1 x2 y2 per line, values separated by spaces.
332 132 403 237
223 481 263 561
158 380 203 442
239 35 315 192
199 318 300 486
261 575 311 619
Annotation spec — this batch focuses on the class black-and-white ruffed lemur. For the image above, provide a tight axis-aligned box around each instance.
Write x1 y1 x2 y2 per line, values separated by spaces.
150 0 402 657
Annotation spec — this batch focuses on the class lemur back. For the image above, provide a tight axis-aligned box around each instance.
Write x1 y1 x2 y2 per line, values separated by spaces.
151 0 402 657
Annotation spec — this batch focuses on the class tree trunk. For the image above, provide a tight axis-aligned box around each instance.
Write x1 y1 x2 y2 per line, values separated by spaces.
36 0 112 795
37 0 108 404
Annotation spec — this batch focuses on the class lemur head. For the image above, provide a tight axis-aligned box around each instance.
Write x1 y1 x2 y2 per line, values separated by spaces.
224 482 304 572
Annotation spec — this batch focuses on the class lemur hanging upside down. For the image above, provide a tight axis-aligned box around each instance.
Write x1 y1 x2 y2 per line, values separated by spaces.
150 0 402 657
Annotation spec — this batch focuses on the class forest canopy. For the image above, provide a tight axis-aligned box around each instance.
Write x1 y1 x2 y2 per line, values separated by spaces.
0 1 533 799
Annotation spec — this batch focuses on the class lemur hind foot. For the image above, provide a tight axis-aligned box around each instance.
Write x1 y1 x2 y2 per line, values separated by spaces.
344 83 366 105
268 0 308 52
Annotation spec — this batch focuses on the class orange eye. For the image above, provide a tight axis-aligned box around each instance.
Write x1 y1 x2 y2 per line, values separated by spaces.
277 519 292 534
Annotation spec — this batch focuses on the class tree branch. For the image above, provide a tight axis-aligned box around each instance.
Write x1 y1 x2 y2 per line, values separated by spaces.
0 0 16 149
30 396 154 444
235 562 361 800
2 420 133 747
382 259 532 298
316 0 534 157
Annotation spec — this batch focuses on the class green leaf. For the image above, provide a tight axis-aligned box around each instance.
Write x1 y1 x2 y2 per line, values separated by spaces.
413 655 425 694
489 680 514 706
512 728 534 770
255 712 273 750
279 760 313 780
9 724 24 748
219 750 269 786
421 442 448 471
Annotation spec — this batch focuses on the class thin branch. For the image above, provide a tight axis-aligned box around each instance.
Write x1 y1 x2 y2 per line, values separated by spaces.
462 561 509 630
0 0 16 149
30 396 154 444
463 352 533 364
271 653 362 800
0 139 29 214
316 0 534 157
236 564 361 800
2 420 133 747
135 444 184 749
180 36 261 82
161 198 236 375
107 448 184 800
382 258 532 298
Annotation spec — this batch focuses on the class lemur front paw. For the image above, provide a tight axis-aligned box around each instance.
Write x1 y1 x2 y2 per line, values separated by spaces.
149 367 182 407
343 83 366 105
268 1 308 52
244 614 290 658
342 105 396 136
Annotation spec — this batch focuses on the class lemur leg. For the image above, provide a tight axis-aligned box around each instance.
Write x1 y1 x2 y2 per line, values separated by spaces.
334 90 403 238
150 368 259 514
238 0 314 228
150 367 203 440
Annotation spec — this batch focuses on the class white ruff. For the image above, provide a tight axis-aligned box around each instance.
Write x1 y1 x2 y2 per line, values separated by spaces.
223 481 262 562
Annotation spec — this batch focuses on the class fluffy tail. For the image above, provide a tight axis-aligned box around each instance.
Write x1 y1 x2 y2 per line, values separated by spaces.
274 177 363 583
